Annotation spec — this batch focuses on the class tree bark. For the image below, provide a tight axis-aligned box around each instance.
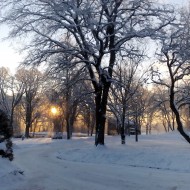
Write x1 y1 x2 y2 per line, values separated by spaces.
120 107 126 144
169 78 190 143
25 104 32 138
95 85 110 146
170 99 190 143
135 127 138 142
90 114 95 136
66 118 71 140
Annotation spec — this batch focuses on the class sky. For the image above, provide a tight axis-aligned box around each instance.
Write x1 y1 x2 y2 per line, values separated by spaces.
0 0 189 74
0 24 23 74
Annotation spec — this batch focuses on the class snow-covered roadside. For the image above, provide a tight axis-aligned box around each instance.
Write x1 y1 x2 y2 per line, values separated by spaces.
55 132 190 173
0 158 24 190
1 131 190 190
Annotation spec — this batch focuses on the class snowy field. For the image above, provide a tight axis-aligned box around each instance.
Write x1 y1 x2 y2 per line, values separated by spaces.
1 132 190 190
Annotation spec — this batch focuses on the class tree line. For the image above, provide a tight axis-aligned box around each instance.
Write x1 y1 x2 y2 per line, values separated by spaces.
1 63 189 142
1 0 190 145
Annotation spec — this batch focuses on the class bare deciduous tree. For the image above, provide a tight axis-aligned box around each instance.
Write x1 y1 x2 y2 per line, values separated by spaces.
0 0 174 145
153 7 190 143
16 68 44 137
0 67 24 130
108 59 145 144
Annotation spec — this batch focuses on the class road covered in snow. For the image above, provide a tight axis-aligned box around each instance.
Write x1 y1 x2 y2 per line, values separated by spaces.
1 132 190 190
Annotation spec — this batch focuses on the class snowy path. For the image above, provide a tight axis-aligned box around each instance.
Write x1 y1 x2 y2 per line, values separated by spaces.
7 135 190 190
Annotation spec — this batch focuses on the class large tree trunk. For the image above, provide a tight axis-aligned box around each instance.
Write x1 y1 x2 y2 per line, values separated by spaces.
25 103 32 138
95 85 110 146
65 103 77 140
10 107 14 130
169 81 190 143
170 100 190 143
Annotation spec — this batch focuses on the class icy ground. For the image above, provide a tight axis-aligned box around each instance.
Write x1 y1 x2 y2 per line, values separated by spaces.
1 132 190 190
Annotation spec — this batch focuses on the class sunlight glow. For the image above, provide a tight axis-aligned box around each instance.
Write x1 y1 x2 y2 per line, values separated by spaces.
51 107 58 115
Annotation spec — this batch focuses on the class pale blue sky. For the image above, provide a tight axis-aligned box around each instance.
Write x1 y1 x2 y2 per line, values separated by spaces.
0 24 23 73
0 0 189 73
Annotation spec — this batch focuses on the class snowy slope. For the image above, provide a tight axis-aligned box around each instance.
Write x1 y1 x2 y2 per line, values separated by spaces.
1 132 190 190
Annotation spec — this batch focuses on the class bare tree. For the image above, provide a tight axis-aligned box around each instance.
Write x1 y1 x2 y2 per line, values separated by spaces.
0 67 24 130
16 68 44 137
139 88 155 134
153 86 175 132
78 80 96 136
47 59 90 139
108 59 145 144
0 0 174 145
153 7 190 143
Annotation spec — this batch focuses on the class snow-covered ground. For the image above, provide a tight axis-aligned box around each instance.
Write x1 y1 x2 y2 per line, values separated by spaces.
1 132 190 190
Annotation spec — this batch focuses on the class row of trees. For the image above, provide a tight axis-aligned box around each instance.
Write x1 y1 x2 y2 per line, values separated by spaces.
1 0 190 145
0 64 187 141
0 67 45 137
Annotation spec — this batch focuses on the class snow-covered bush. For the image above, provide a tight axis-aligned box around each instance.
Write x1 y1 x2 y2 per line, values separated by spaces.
0 109 13 161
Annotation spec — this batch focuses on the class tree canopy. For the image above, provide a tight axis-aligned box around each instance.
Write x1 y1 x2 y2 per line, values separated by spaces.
0 0 175 145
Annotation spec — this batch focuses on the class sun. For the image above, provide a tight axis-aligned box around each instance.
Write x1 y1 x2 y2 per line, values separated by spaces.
51 107 58 115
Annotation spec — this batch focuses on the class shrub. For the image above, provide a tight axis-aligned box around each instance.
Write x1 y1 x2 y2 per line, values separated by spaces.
0 109 13 161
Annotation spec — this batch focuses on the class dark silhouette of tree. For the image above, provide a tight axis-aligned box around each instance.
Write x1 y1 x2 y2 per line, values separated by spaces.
0 109 13 161
153 7 190 143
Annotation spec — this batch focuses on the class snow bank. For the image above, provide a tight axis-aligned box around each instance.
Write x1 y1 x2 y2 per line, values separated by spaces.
56 132 190 173
0 158 24 190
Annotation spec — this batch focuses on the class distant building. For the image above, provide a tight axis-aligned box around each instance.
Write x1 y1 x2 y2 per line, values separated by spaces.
107 117 141 136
